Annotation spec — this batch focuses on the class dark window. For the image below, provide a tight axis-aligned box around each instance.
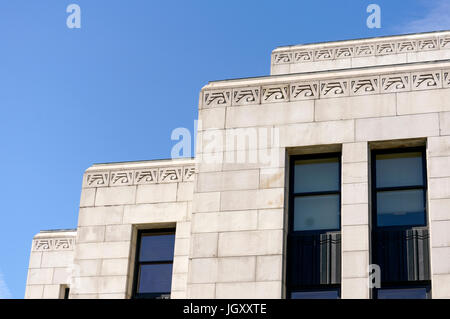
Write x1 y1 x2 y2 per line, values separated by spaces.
371 147 431 298
375 285 431 299
132 229 175 299
291 288 340 299
287 153 341 299
63 287 70 299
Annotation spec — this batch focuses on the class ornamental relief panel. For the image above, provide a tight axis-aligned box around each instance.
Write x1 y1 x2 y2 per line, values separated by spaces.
335 47 354 59
83 165 196 188
203 90 231 107
350 77 380 96
273 52 292 64
411 71 442 90
110 171 133 187
290 81 319 100
159 167 183 183
85 172 109 188
377 43 396 55
397 41 417 53
354 44 375 57
33 238 75 251
232 87 260 106
315 48 334 61
262 85 289 103
272 35 449 65
294 50 313 62
134 169 158 185
418 39 438 51
380 73 411 93
201 68 449 107
320 80 349 98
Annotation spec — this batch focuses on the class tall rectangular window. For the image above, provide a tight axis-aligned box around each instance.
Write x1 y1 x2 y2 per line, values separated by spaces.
287 153 341 299
132 229 175 299
371 147 430 299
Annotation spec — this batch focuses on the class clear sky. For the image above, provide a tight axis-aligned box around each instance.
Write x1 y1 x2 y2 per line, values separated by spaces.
0 0 448 298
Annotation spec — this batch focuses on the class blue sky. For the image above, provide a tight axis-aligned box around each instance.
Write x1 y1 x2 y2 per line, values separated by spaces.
0 0 448 299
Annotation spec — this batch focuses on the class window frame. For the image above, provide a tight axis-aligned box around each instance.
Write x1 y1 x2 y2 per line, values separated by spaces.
370 147 428 231
287 152 342 298
131 228 176 299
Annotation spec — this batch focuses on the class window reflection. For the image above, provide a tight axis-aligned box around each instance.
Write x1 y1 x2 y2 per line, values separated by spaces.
374 151 426 228
376 152 423 188
377 190 425 227
294 194 340 231
294 158 340 193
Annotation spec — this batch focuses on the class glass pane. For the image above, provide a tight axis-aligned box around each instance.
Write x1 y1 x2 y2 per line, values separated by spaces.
294 157 339 193
376 152 423 188
291 289 340 299
139 233 175 262
294 194 340 231
377 189 425 227
377 287 428 299
138 263 173 294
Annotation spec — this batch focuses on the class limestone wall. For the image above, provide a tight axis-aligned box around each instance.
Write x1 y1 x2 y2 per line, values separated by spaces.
69 158 195 299
193 57 450 298
25 230 76 298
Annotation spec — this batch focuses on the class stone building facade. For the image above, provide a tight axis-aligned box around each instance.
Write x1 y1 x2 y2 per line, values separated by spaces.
26 30 450 299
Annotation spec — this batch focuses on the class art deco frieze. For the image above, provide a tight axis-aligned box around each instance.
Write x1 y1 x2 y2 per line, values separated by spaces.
315 48 335 61
203 90 232 108
85 172 109 188
290 81 319 100
350 76 380 96
83 165 196 188
33 238 75 251
273 52 292 64
376 42 396 55
232 87 260 106
272 35 450 65
110 171 134 186
411 71 442 90
335 47 354 59
380 73 410 93
397 41 417 53
294 50 313 62
134 169 158 185
201 68 450 107
262 85 289 103
159 167 183 183
418 39 438 51
320 80 349 98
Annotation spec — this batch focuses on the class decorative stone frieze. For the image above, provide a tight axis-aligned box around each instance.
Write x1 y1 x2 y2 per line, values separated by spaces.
202 68 450 106
83 165 196 188
32 238 75 251
272 34 450 65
